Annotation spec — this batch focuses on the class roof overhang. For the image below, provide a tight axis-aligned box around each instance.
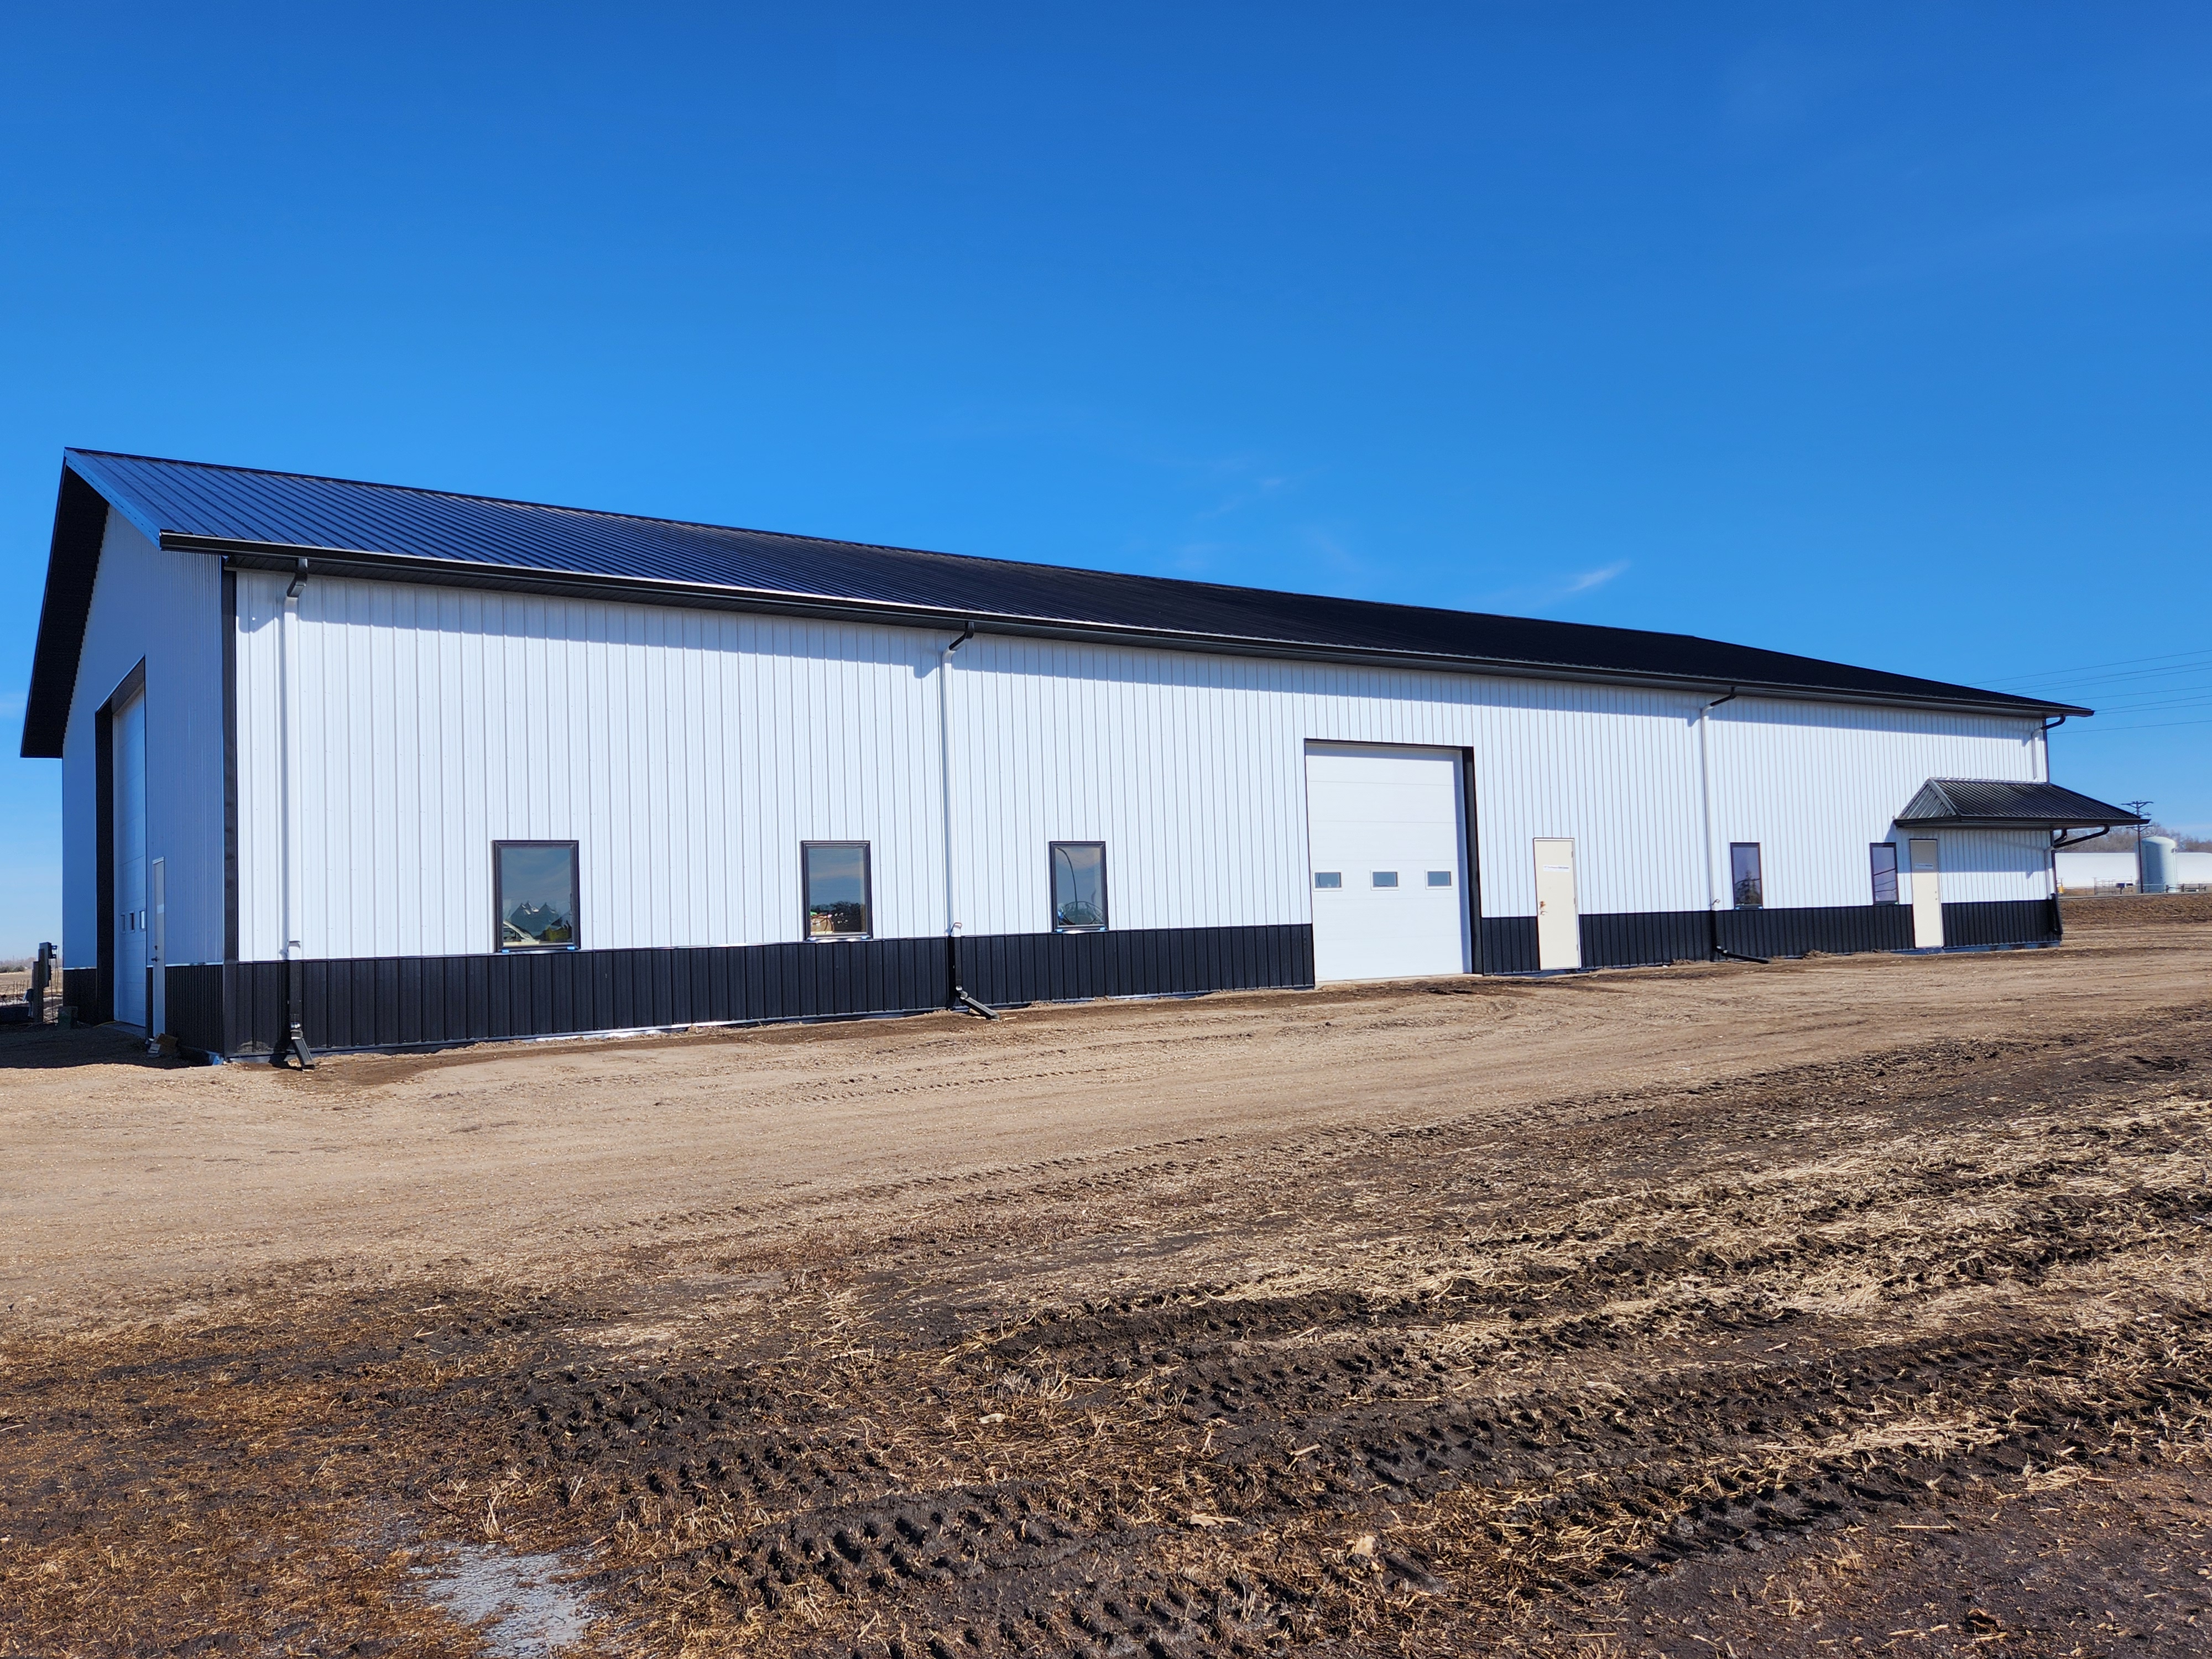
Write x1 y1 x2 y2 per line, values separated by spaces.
20 448 2094 758
181 533 2091 721
19 464 112 758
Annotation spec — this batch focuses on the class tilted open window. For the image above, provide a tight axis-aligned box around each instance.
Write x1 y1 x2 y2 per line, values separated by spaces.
495 841 580 951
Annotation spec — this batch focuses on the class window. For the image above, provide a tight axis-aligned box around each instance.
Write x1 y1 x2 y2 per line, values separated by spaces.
495 841 580 951
1870 842 1900 905
1050 841 1107 931
1730 842 1764 910
1313 871 1343 889
1427 870 1453 887
802 841 872 938
1373 870 1399 888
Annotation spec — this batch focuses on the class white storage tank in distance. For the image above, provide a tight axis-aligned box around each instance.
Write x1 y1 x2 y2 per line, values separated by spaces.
2140 835 2178 894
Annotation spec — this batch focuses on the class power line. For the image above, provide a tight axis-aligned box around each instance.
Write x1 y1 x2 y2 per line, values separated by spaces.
2028 667 2212 695
1983 645 2212 687
2083 691 2212 714
2059 714 2212 734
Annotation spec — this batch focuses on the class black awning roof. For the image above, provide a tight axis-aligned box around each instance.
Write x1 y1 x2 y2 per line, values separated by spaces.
1896 779 2147 831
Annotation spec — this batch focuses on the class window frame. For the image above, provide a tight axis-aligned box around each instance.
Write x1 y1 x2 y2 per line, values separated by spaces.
1048 840 1109 932
801 839 874 941
1372 870 1400 889
1869 842 1901 906
1313 871 1343 890
1729 842 1765 910
493 838 582 953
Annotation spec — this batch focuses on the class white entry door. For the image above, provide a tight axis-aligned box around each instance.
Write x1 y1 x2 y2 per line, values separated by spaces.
1910 837 1944 949
1533 838 1582 971
114 690 148 1028
1305 743 1470 982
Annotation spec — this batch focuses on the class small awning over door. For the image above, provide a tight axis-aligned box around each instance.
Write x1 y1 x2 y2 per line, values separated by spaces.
1896 779 2147 837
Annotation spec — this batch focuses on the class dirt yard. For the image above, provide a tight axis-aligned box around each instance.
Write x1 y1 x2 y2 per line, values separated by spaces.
5 898 2212 1656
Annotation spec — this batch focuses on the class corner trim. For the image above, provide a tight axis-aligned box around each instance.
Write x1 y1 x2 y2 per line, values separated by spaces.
222 569 239 962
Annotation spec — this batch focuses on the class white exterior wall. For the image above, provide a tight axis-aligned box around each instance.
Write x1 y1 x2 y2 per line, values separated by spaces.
1706 697 2052 909
61 514 226 970
234 573 948 961
946 637 1718 932
229 571 2049 961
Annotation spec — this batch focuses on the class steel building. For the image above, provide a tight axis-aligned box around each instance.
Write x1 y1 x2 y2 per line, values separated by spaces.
22 450 2144 1060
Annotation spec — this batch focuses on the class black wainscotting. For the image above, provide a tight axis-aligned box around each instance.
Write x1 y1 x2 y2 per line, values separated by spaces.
164 963 227 1055
1716 904 1917 959
961 924 1313 1007
1580 910 1712 969
159 898 2060 1056
1477 898 2054 975
166 923 1317 1058
1479 916 1540 974
60 967 102 1025
1942 898 2062 949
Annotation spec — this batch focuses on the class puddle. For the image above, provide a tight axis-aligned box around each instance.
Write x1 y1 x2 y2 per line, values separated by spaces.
415 1542 593 1656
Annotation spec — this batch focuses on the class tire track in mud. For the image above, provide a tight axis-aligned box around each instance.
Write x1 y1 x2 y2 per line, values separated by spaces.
371 1021 2212 1655
10 1006 2212 1656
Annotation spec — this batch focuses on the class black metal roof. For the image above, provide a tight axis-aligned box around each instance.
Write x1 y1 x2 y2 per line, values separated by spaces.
21 449 2089 758
1896 779 2145 830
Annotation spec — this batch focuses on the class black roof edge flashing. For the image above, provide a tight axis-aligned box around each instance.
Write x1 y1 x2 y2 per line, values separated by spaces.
20 464 109 758
190 535 2091 720
20 450 2093 755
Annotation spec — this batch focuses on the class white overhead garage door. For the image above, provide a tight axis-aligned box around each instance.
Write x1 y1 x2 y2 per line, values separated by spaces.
1305 742 1471 982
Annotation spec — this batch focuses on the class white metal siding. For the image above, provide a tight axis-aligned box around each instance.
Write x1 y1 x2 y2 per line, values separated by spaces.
234 575 948 960
945 637 2044 936
60 515 226 971
945 637 1729 933
1707 698 2049 909
230 573 2051 961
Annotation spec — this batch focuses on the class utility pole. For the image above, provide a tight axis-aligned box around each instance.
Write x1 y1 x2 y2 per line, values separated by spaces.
2125 800 2153 892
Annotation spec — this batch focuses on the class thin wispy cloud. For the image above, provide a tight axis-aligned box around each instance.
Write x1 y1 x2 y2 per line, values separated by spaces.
1566 561 1628 594
1469 559 1634 616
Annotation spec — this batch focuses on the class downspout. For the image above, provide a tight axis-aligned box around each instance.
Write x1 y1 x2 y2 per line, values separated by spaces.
937 623 996 1019
2043 716 2067 941
274 560 316 1067
1696 688 1750 962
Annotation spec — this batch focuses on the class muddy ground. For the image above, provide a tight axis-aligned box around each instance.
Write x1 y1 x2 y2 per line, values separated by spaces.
4 898 2212 1656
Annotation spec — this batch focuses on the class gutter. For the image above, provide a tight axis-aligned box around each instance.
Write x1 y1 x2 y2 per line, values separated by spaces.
169 535 2090 723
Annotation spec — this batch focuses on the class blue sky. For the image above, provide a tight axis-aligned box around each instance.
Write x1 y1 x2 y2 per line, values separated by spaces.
3 4 2208 956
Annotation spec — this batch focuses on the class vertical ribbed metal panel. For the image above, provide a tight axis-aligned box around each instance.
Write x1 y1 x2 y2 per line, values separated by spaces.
944 639 2045 938
1706 699 2049 909
236 574 948 961
232 576 2052 965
